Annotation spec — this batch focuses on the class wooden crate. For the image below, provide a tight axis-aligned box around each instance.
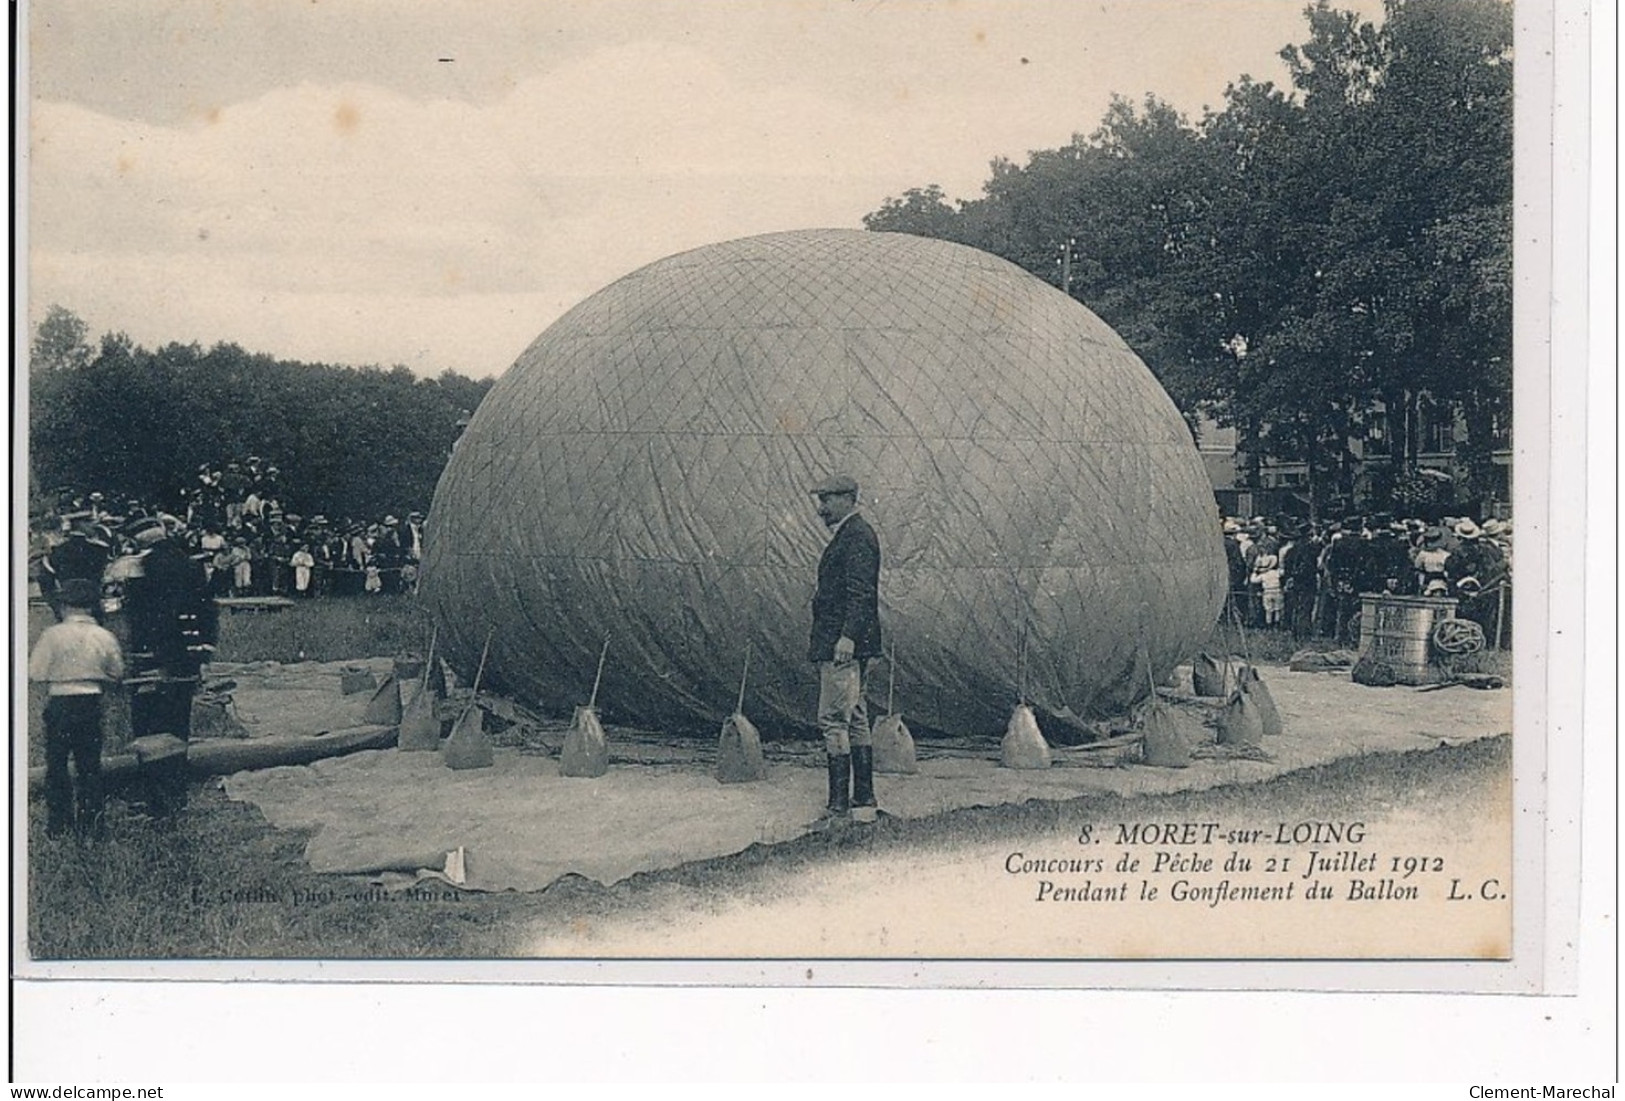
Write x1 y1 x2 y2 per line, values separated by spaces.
1359 594 1459 686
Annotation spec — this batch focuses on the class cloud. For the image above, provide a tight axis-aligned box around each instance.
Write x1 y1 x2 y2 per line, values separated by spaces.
27 38 950 376
26 1 1388 376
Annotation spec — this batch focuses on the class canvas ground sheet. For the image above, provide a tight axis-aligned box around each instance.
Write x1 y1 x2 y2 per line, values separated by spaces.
200 657 398 739
222 664 1510 893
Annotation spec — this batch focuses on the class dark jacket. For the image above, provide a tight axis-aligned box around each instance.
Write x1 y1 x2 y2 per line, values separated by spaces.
1445 540 1506 592
1358 533 1414 594
808 512 883 663
1323 533 1366 592
1282 536 1323 589
1224 536 1247 592
125 540 219 675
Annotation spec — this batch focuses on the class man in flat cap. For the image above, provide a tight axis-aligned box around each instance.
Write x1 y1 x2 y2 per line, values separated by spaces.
807 474 883 824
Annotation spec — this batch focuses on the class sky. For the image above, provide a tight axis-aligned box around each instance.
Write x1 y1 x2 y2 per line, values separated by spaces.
23 0 1386 380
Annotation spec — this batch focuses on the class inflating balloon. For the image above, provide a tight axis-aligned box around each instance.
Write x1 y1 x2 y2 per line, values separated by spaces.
422 230 1225 735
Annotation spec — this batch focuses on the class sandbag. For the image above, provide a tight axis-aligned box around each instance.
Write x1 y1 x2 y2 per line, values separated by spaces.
397 679 441 751
1139 703 1192 768
1289 648 1358 673
190 694 251 740
1191 652 1233 698
362 673 402 726
871 713 918 774
560 705 610 778
1216 689 1264 747
442 705 494 770
340 667 376 695
714 712 767 783
1352 653 1398 687
1236 666 1283 737
1001 705 1051 770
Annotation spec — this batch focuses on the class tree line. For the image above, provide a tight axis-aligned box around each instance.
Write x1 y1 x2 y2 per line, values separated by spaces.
863 0 1512 516
28 305 494 521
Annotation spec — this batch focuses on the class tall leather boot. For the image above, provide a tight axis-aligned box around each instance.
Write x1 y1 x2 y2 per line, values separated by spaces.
822 752 851 822
850 745 877 823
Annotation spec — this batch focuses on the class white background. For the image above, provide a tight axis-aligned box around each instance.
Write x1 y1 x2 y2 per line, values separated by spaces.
7 0 1615 1084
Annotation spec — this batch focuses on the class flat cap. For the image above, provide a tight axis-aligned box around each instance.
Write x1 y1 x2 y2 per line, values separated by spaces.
809 473 858 497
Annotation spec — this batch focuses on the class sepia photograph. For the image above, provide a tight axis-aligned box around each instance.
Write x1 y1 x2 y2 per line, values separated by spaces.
17 0 1557 993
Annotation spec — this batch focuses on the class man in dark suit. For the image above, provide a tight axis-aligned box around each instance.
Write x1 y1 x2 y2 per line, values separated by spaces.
1280 521 1323 641
123 518 219 818
807 473 883 824
1322 516 1368 644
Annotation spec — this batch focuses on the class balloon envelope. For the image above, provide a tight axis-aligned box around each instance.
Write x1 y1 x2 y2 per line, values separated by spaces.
421 229 1225 736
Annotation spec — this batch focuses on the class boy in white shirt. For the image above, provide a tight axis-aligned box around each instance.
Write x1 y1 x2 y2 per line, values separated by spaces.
28 578 125 837
1254 553 1285 627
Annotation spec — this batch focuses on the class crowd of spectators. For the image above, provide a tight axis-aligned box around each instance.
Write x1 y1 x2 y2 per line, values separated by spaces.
31 467 1514 653
1222 511 1514 647
30 456 427 614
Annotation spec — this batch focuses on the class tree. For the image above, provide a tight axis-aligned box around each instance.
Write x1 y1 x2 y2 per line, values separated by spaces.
27 311 495 519
30 305 93 373
861 185 971 242
861 0 1514 517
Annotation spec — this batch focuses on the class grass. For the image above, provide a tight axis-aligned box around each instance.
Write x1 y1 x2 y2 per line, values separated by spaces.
1200 620 1307 664
214 593 430 663
26 792 531 959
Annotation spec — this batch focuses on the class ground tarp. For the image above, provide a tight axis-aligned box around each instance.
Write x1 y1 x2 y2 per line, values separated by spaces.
223 663 1511 893
202 657 399 739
